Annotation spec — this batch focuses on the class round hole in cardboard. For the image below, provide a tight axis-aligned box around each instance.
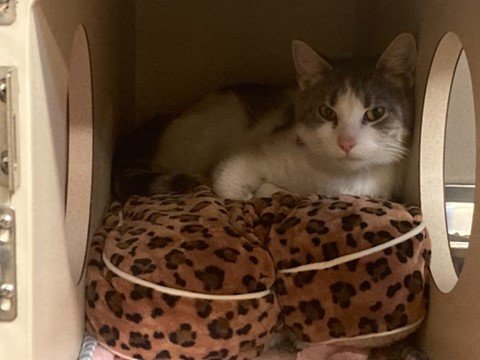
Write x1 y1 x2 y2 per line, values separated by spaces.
444 50 476 278
420 31 476 293
65 25 93 284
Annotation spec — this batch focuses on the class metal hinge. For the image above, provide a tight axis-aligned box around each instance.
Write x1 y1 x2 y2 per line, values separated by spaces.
0 205 15 321
0 67 19 193
0 0 16 25
0 67 18 321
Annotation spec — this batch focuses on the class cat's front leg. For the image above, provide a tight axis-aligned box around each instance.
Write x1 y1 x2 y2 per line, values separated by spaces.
213 155 263 201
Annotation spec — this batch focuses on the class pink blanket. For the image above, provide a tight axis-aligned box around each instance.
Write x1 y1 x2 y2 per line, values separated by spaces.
90 338 428 359
297 344 369 360
91 343 367 360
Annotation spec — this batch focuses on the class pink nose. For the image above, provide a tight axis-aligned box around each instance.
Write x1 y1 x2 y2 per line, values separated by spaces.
338 137 357 153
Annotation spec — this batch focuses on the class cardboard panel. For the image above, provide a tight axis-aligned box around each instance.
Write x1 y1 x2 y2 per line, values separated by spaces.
415 1 480 358
27 0 134 358
420 31 462 294
65 25 93 284
134 0 419 123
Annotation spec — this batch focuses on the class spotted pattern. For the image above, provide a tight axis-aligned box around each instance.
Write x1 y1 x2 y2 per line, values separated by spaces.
86 188 430 359
86 191 280 360
262 193 430 346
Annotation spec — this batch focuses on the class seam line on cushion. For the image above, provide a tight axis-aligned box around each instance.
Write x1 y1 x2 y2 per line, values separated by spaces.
280 221 426 273
102 251 273 300
319 317 425 345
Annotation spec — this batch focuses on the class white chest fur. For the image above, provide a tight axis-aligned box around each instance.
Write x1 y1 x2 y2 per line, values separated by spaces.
213 137 400 201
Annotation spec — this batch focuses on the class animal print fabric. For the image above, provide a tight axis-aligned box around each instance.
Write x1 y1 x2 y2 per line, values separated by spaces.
258 194 430 344
86 186 430 359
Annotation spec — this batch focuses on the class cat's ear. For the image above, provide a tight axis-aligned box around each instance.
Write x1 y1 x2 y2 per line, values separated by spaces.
292 40 332 90
376 33 417 87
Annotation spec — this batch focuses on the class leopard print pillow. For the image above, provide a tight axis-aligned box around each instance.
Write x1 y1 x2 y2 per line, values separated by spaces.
86 188 283 360
256 194 430 347
86 187 430 359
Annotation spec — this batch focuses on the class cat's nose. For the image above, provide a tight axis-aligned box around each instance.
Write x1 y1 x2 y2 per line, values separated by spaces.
338 137 357 153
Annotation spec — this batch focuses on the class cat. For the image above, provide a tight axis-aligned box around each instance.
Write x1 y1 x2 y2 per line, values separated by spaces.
113 33 416 203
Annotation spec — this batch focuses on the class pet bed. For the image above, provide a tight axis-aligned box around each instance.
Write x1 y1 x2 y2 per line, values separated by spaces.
86 186 430 359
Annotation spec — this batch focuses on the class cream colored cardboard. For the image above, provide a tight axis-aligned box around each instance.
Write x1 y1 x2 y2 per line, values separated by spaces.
65 25 93 284
420 31 461 294
20 0 133 358
413 1 480 358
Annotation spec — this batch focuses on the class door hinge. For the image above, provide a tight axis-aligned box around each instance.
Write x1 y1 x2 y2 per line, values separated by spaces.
0 205 16 321
0 0 16 25
0 67 19 193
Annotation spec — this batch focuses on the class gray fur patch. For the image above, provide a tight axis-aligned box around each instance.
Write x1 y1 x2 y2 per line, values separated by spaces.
295 59 413 134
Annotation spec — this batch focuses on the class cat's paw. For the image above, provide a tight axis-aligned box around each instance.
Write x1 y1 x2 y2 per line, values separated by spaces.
213 170 256 201
225 188 254 201
254 182 286 198
215 184 254 201
212 156 261 200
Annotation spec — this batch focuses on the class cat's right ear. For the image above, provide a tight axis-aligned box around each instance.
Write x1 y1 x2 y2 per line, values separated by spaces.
292 40 332 90
376 33 417 88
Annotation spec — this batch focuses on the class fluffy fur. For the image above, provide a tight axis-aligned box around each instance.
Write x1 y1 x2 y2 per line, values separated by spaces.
113 34 416 202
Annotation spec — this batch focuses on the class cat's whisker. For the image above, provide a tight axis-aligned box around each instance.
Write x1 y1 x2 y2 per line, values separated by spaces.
380 147 408 161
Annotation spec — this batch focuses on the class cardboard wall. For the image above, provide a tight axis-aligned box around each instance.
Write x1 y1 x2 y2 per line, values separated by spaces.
414 1 480 358
27 0 134 358
134 0 419 123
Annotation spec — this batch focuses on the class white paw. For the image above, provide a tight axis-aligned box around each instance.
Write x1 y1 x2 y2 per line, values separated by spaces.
224 188 254 201
213 175 256 201
306 193 320 202
212 156 261 200
254 182 285 198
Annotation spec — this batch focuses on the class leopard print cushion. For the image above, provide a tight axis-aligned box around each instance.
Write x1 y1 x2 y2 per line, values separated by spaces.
258 194 430 345
86 188 282 360
86 186 430 359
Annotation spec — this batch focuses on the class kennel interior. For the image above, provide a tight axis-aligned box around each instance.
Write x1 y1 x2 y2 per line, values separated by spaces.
0 0 479 359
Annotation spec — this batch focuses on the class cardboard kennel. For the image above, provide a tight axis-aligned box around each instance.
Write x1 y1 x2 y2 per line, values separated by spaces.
0 0 479 358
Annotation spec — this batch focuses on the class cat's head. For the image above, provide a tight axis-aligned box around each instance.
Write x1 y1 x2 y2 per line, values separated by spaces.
292 34 416 171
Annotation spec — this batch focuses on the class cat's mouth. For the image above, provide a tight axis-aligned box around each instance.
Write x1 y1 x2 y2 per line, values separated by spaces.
341 155 365 170
343 154 362 161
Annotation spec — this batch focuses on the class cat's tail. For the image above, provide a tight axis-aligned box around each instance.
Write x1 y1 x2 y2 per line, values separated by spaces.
111 115 204 202
113 169 204 203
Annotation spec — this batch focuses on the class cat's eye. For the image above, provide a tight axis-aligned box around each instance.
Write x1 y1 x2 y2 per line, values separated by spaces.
365 106 386 122
319 105 337 121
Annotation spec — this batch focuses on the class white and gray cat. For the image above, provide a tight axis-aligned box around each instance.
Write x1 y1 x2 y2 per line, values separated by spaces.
113 33 416 202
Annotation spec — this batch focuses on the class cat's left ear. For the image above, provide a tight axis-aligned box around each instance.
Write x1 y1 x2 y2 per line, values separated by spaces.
376 33 417 87
292 40 332 90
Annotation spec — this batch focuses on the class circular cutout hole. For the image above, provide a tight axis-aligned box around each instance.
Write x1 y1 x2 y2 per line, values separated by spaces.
444 50 475 277
65 25 94 284
420 32 476 293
